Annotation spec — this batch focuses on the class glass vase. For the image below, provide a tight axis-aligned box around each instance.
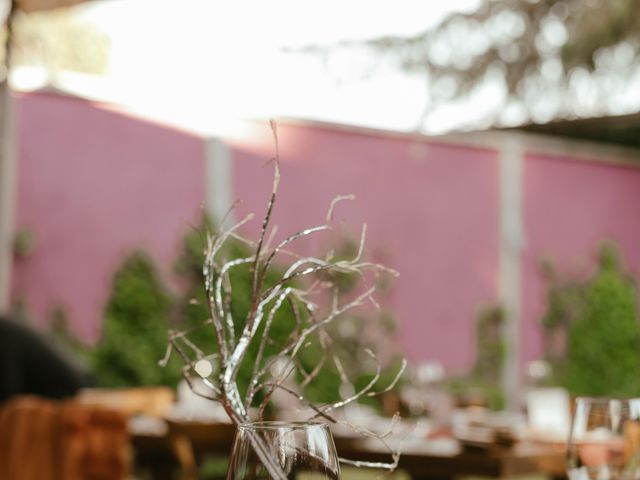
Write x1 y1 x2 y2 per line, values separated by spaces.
226 421 341 480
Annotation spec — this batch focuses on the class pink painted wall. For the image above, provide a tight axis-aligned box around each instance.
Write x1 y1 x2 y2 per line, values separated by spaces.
12 92 206 341
226 122 500 371
13 92 640 375
522 154 640 363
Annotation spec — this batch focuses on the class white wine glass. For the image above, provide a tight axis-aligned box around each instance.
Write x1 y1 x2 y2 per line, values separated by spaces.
226 421 341 480
568 397 640 480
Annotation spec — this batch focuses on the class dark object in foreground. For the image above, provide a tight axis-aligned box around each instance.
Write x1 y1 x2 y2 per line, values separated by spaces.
0 315 92 403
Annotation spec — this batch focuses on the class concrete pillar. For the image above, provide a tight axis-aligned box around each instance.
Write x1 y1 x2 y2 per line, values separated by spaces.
499 135 525 411
204 137 234 229
0 81 15 313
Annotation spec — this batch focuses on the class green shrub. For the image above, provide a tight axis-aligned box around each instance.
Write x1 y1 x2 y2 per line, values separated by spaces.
445 305 506 410
564 246 640 396
174 219 402 409
91 252 182 387
541 244 640 397
58 219 400 412
173 220 342 405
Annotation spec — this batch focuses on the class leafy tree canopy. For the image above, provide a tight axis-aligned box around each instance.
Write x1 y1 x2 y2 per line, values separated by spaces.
334 0 640 128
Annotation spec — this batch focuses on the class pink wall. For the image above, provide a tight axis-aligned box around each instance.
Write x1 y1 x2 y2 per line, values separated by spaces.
12 92 640 375
226 122 500 371
522 154 640 363
12 92 206 341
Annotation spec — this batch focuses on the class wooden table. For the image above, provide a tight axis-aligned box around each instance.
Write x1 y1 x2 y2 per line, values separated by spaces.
334 436 566 480
132 421 236 480
132 421 567 480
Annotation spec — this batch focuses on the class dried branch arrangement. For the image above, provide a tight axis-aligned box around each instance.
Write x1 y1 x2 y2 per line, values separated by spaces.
162 121 406 477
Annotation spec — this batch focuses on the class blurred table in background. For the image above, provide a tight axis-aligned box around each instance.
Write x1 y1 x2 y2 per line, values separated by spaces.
335 434 566 480
133 420 235 480
77 386 176 417
74 386 567 480
131 419 567 480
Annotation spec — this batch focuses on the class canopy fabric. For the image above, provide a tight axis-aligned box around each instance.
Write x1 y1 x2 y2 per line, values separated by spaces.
16 0 87 13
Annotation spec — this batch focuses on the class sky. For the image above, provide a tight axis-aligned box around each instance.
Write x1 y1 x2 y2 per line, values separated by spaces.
52 0 483 134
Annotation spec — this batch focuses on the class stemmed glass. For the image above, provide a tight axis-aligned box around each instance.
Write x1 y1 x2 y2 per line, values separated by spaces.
567 397 640 480
226 421 341 480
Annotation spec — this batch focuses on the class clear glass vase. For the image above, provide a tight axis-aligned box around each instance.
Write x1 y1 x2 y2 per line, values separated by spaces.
226 421 341 480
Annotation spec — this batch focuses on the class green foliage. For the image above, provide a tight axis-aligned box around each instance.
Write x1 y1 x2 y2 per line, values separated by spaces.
564 246 640 396
61 217 400 413
174 218 402 410
445 305 506 410
91 252 183 388
471 306 506 385
296 336 342 405
541 244 640 397
361 0 640 127
13 228 37 259
315 238 361 294
173 220 342 405
352 355 407 411
48 305 88 356
471 306 506 410
177 224 285 400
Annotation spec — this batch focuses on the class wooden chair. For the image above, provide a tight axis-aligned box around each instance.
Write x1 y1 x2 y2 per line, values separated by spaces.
0 395 131 480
